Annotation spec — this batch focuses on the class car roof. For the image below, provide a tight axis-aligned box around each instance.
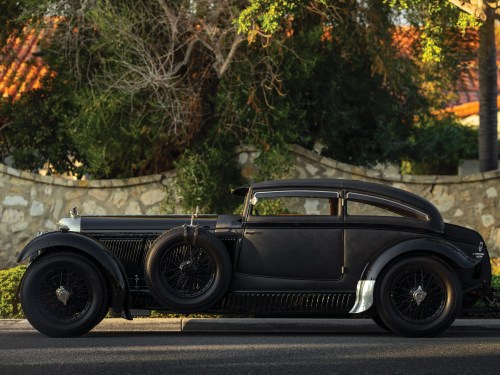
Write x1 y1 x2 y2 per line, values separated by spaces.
241 178 444 232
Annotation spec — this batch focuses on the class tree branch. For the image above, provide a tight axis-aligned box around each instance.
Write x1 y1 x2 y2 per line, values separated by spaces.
218 34 243 77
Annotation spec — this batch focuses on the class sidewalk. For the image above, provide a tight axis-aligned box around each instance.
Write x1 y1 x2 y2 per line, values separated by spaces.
1 318 500 333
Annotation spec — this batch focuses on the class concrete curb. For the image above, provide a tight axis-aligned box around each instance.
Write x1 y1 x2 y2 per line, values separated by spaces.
1 318 499 333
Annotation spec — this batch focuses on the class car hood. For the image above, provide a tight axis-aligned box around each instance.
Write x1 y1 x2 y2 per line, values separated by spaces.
58 215 218 233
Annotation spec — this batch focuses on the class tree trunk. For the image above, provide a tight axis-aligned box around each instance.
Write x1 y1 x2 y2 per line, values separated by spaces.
478 6 498 172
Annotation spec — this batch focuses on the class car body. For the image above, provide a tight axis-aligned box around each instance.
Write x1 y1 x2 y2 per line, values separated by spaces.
18 178 493 337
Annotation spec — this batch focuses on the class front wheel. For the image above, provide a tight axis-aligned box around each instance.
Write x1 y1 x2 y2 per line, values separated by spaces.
374 256 462 337
20 252 109 337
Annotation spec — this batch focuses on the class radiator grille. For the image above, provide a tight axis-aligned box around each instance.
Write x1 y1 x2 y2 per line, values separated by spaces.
99 238 147 276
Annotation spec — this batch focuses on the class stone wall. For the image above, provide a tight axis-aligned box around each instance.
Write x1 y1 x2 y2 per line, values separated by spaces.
2 144 500 269
0 164 178 268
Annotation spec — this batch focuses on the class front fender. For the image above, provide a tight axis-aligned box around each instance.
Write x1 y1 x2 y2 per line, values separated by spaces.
350 237 478 314
18 231 132 320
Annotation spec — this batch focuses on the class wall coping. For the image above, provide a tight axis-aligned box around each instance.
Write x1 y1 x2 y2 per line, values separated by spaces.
2 144 500 187
0 163 174 188
288 144 500 185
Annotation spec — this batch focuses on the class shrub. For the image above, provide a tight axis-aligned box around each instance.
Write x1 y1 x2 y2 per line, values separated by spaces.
174 145 245 214
492 258 500 277
0 265 26 319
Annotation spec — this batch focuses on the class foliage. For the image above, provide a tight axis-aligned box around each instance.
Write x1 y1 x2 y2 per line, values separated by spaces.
234 2 424 167
2 1 246 178
0 265 26 319
406 115 478 174
237 0 481 62
492 258 500 277
237 0 302 36
233 0 479 171
0 74 83 175
253 198 290 215
174 144 245 214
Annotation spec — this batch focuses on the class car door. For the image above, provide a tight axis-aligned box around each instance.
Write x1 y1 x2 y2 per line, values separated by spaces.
236 189 344 280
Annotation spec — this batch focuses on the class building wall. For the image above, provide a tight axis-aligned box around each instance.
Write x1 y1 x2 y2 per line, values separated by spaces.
2 145 500 269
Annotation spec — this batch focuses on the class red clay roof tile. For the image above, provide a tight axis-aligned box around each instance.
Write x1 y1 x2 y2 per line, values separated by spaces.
0 20 57 100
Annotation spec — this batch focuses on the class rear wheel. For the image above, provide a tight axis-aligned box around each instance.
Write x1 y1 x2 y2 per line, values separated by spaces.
20 252 109 337
375 256 461 337
370 310 389 331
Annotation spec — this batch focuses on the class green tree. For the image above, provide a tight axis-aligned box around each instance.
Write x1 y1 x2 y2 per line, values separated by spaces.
237 0 499 172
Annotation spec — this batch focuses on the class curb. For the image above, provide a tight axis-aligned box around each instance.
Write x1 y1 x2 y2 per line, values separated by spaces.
1 318 500 333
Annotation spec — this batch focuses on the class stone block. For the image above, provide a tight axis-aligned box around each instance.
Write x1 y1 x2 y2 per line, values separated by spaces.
140 189 167 206
30 201 45 217
3 195 28 207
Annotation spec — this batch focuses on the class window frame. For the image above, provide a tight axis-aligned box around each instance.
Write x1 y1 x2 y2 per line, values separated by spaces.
345 192 429 221
245 189 341 221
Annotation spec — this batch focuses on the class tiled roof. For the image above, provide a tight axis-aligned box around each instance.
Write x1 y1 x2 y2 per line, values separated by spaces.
0 21 57 100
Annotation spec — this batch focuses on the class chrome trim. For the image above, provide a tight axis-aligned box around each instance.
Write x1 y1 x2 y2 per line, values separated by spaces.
254 190 340 199
57 217 81 233
412 285 427 306
349 280 375 314
69 207 79 219
56 286 70 306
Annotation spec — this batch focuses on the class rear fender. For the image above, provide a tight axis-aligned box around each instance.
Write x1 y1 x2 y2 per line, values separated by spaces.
350 237 478 314
17 231 132 320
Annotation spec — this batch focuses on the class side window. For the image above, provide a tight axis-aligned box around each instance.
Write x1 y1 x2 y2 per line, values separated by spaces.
250 191 340 216
347 200 402 217
346 192 428 220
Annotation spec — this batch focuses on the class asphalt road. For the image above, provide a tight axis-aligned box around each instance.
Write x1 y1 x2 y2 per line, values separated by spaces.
1 327 500 374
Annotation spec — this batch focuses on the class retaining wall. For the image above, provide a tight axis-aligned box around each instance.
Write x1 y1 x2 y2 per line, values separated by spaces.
0 165 178 268
2 145 500 269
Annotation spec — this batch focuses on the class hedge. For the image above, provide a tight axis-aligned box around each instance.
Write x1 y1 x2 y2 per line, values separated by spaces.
0 265 26 319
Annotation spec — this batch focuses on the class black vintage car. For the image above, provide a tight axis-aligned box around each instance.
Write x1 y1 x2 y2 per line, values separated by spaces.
18 179 495 337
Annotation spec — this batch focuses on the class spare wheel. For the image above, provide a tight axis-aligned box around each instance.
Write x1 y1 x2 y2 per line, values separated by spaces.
144 226 231 312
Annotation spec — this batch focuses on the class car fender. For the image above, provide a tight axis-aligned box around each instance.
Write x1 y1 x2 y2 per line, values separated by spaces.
350 237 478 314
17 231 132 320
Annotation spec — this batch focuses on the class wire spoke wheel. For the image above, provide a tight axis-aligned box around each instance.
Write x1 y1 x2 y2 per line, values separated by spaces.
20 252 109 337
375 256 461 337
390 268 445 323
145 227 231 312
36 267 92 323
160 243 216 298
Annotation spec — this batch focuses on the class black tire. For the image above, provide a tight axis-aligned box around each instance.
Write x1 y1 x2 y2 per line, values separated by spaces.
374 256 462 337
20 251 109 338
370 310 390 331
145 226 231 312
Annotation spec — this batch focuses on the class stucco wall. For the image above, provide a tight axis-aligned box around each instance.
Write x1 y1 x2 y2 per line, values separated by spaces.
2 144 500 269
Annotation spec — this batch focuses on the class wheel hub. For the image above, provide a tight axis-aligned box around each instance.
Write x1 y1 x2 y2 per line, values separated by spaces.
179 259 200 277
412 285 427 306
55 286 71 306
